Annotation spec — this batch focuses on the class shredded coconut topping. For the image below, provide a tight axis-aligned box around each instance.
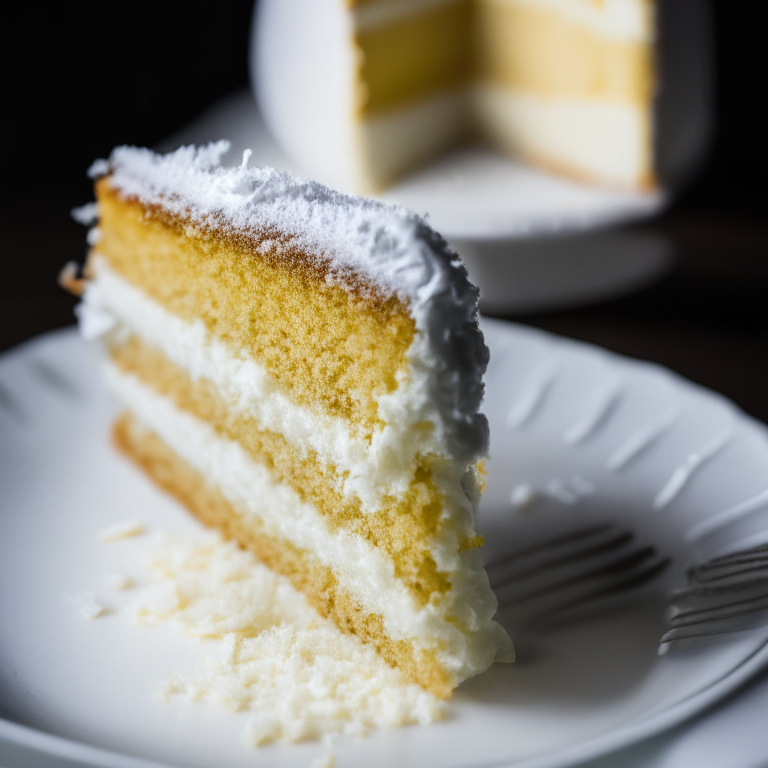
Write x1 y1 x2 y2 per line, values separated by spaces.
96 141 466 310
97 519 145 543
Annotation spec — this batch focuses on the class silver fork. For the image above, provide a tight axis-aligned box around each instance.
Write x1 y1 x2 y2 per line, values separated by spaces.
486 525 768 652
486 524 671 631
660 543 768 653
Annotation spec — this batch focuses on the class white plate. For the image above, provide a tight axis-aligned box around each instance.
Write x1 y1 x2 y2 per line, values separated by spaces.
2 322 768 768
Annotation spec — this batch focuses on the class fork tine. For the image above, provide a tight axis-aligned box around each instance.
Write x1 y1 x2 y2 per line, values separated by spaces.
488 522 669 631
659 618 768 654
660 543 768 654
484 524 612 572
669 595 768 629
489 527 634 591
691 558 768 583
500 546 657 606
515 556 671 629
703 543 768 566
671 575 768 600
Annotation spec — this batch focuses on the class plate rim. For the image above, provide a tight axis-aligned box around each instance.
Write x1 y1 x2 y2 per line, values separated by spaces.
2 639 768 768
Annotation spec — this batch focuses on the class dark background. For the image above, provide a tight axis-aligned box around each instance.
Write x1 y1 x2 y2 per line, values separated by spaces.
3 2 767 420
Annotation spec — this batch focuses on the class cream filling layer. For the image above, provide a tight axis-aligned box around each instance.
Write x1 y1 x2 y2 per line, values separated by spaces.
358 89 470 191
105 362 509 679
472 84 650 185
85 256 471 512
491 0 652 42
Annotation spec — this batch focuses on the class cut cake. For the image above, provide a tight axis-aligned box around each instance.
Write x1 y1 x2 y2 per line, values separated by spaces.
75 142 513 698
255 0 656 192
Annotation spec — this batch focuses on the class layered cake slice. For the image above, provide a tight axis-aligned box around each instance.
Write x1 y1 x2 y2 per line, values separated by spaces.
76 142 513 697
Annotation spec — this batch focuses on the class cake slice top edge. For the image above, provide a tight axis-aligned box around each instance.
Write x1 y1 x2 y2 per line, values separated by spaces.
92 141 467 311
89 141 490 465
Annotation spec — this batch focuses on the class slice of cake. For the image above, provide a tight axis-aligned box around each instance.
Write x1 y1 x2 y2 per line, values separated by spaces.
255 0 655 192
75 142 513 698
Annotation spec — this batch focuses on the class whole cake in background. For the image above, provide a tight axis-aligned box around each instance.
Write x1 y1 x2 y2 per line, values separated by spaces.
255 0 656 192
72 142 513 698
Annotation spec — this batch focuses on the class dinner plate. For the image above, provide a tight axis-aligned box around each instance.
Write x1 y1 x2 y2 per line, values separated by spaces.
1 321 768 768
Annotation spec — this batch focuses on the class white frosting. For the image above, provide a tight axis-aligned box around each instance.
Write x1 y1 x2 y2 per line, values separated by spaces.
254 0 365 191
106 364 510 679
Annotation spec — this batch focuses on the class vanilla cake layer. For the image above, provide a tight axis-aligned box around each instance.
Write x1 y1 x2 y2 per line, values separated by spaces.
80 144 512 697
108 378 505 697
471 1 652 103
472 85 652 188
256 0 655 190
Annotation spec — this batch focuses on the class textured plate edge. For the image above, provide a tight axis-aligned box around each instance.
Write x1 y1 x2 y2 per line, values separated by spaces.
474 639 768 768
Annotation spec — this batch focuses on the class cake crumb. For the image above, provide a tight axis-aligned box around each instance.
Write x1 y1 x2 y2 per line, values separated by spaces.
70 202 99 225
98 520 145 543
510 483 537 509
105 573 133 591
310 752 335 768
57 262 86 297
74 591 108 619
